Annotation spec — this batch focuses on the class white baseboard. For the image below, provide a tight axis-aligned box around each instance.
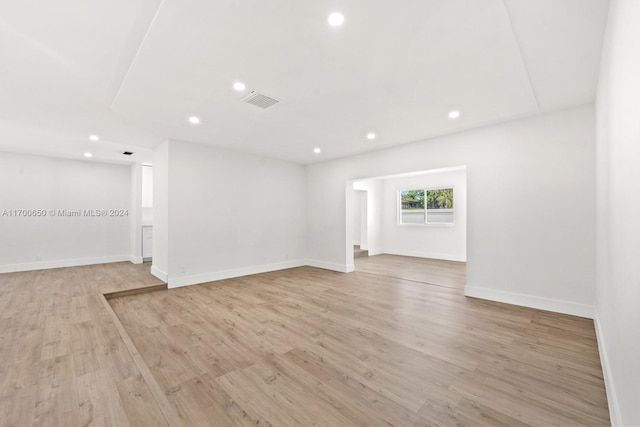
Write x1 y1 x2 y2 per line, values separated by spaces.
305 259 353 273
0 255 130 274
368 248 384 256
594 312 622 426
129 255 143 265
168 259 306 288
150 265 168 283
464 285 594 319
353 240 361 246
383 248 466 262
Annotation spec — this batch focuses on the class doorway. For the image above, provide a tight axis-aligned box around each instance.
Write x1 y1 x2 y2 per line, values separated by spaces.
347 166 467 289
353 189 368 259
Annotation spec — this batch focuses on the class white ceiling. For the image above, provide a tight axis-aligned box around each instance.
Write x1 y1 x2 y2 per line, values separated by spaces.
0 0 609 165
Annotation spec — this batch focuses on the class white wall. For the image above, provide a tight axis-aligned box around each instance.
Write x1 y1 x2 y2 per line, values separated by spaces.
308 105 596 317
0 151 131 272
381 167 467 262
352 190 362 245
151 141 169 281
130 163 154 264
595 1 640 425
161 140 306 288
358 192 367 250
141 165 153 226
352 180 383 256
129 163 143 264
141 165 153 209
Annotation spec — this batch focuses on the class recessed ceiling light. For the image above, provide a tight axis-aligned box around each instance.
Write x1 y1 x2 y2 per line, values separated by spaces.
328 12 344 27
233 81 246 91
89 134 99 141
188 116 200 125
366 132 376 140
313 147 321 154
448 110 460 119
84 152 93 158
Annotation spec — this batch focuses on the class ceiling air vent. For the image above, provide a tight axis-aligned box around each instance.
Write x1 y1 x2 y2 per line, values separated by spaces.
241 91 279 109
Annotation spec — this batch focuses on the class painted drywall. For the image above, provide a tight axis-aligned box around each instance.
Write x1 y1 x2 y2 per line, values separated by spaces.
595 1 640 425
358 192 367 250
141 165 153 226
381 168 467 262
308 105 596 317
0 151 130 272
352 180 383 256
162 140 307 287
151 141 169 281
129 163 154 264
352 190 362 245
141 165 153 209
129 163 143 264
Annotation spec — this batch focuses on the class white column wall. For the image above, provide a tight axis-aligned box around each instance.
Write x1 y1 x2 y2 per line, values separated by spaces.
595 1 640 425
157 140 307 288
151 141 169 281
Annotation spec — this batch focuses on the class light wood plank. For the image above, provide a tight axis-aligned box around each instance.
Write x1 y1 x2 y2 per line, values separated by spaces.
109 256 610 427
0 255 610 427
0 262 169 427
99 294 183 427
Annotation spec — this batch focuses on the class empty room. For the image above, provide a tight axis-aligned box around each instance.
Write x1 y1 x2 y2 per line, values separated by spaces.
1 0 638 426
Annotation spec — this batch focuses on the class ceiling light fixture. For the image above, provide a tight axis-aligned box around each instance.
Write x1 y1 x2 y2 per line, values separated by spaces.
89 134 99 141
188 116 200 125
328 12 344 27
84 152 93 158
233 81 246 91
313 147 321 154
448 110 460 119
366 132 376 140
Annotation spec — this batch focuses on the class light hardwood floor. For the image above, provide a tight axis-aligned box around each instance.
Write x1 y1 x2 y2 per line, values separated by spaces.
355 253 466 289
106 257 609 427
0 262 168 427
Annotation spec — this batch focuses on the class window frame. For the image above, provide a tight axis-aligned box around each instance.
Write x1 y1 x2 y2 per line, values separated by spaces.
397 186 455 227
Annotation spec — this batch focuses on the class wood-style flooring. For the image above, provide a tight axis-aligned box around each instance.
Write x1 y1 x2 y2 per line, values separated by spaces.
106 257 609 426
0 262 168 427
355 253 466 289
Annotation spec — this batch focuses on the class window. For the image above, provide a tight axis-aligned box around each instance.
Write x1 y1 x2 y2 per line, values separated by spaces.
400 187 454 225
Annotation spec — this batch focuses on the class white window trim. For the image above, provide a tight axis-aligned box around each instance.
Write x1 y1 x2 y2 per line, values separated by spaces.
397 186 456 227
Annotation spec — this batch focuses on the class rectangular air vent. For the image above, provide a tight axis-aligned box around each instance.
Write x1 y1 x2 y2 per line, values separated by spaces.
123 151 133 156
241 91 279 109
